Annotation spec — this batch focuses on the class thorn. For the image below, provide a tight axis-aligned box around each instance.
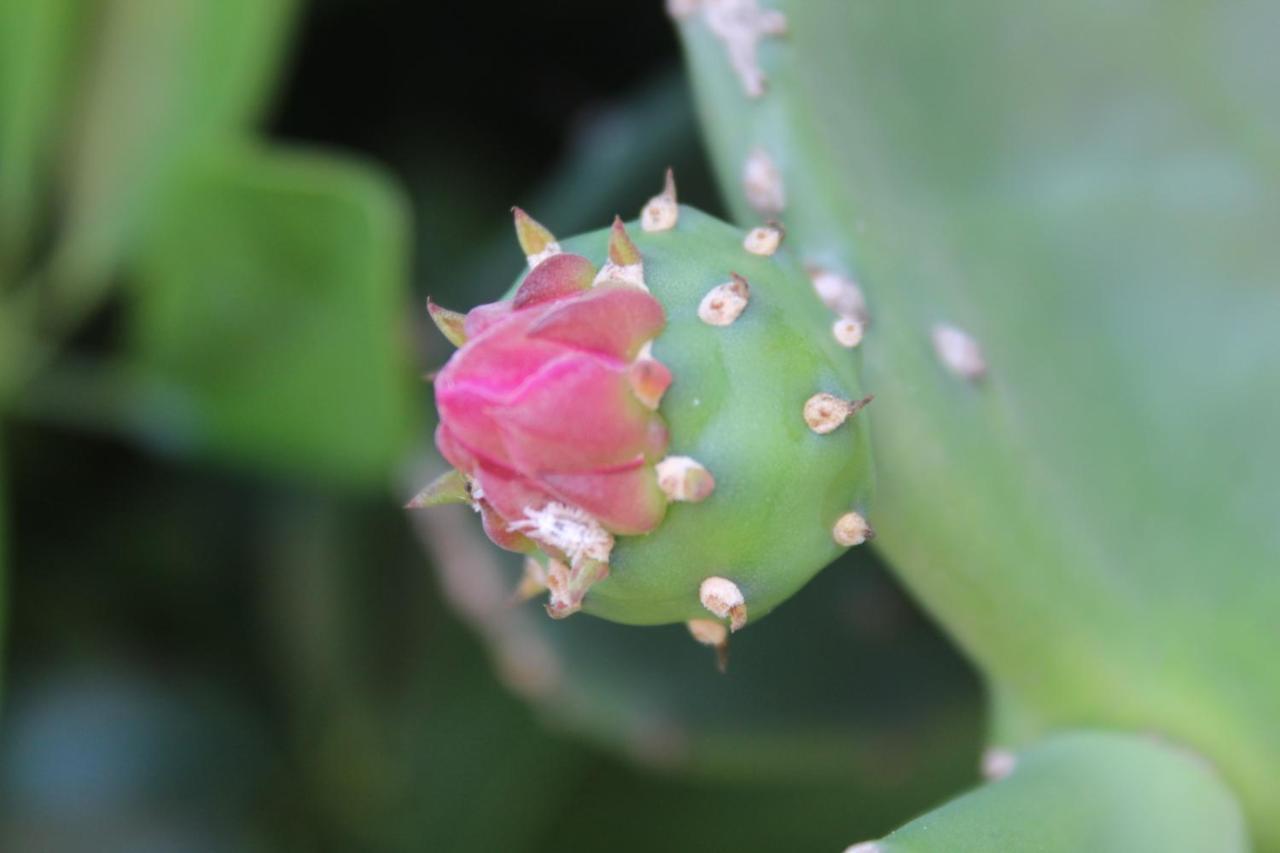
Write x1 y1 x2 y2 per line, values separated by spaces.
656 456 716 502
743 221 784 255
698 273 750 326
511 557 549 604
405 469 471 508
832 511 873 546
607 216 642 265
742 147 785 214
641 169 679 232
422 370 439 383
932 323 987 381
686 619 730 672
594 217 646 289
427 297 468 347
803 393 873 435
699 576 747 632
513 207 560 268
832 317 864 348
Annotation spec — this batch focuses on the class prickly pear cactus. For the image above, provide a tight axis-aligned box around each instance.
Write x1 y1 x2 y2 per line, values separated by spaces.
414 176 874 638
674 0 1280 849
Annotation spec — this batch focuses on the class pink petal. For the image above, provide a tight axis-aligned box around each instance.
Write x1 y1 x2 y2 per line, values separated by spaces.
471 462 555 529
628 359 671 410
513 253 595 309
478 500 536 553
496 357 658 471
541 462 667 535
526 284 665 360
463 300 515 339
437 327 565 401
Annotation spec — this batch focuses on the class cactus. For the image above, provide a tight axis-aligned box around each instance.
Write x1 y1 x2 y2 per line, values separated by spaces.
669 0 1280 848
417 189 875 635
857 731 1247 852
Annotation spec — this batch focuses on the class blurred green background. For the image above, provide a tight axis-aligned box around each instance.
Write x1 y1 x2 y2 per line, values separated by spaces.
0 2 981 850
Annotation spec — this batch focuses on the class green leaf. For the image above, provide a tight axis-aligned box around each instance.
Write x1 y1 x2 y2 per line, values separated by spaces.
0 0 83 273
130 144 416 486
678 1 1280 842
52 0 296 289
869 731 1247 853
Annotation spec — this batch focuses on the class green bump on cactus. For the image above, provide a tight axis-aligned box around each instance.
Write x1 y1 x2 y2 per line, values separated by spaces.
417 187 874 629
861 731 1248 853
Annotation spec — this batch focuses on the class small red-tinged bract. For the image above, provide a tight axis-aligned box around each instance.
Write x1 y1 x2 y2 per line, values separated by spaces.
418 181 874 632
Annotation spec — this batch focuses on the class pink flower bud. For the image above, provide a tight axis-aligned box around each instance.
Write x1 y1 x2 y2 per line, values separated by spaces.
434 253 672 550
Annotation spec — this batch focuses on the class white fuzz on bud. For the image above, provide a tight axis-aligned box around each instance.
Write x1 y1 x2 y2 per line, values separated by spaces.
508 503 614 566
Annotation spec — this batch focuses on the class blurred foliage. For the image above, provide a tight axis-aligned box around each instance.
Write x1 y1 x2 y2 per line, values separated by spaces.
130 144 413 484
0 2 981 852
876 732 1247 852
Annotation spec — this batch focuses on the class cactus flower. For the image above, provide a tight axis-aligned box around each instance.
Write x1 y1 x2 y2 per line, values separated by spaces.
415 188 874 635
433 248 672 573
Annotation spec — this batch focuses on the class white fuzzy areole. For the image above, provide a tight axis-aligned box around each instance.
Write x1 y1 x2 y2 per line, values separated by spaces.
832 511 871 546
842 844 883 853
698 275 750 326
594 262 647 291
699 576 748 631
526 243 561 269
982 747 1018 780
656 456 716 502
641 171 680 233
809 266 868 322
700 0 788 98
742 148 785 214
508 502 614 566
803 393 849 434
932 322 987 380
743 224 782 255
833 317 864 348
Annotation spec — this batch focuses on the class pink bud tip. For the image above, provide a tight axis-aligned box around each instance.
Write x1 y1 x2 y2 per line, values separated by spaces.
629 357 672 410
513 253 595 309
